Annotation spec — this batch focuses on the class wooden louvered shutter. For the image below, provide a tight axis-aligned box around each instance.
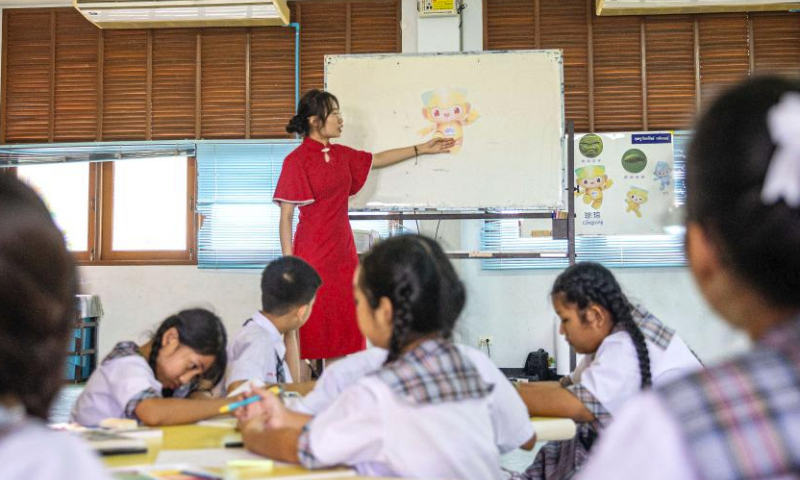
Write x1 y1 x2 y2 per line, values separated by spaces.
540 0 591 133
483 0 536 51
697 14 750 106
102 30 148 141
2 10 52 143
293 3 347 93
750 12 800 76
644 15 696 131
250 27 296 138
592 15 643 132
152 29 198 140
350 1 400 54
200 29 247 139
54 9 99 142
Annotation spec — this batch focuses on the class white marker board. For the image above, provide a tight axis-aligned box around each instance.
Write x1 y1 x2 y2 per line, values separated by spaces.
324 50 565 210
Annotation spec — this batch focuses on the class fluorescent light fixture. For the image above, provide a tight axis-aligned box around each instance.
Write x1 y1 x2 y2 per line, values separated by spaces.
597 0 800 15
74 0 290 28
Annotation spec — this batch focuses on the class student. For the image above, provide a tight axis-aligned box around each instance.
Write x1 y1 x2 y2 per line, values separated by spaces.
513 262 701 480
225 256 321 394
275 89 454 371
237 235 510 479
296 345 535 455
0 175 111 479
579 76 800 480
72 309 235 427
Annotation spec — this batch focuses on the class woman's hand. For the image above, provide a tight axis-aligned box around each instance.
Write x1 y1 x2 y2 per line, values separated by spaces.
418 137 456 155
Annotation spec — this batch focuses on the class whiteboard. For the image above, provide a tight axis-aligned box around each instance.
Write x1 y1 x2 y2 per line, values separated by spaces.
324 50 565 210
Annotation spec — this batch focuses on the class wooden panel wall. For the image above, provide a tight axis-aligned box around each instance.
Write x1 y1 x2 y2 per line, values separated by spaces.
1 1 401 143
484 0 800 132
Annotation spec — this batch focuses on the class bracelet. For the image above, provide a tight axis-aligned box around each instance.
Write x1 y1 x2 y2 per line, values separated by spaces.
413 145 418 158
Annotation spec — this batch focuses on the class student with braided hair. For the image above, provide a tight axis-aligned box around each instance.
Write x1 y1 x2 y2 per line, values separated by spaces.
235 235 523 480
580 76 800 480
513 262 701 480
72 309 239 426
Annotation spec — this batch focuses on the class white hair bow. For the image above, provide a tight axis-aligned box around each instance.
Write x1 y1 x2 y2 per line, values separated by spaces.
761 92 800 208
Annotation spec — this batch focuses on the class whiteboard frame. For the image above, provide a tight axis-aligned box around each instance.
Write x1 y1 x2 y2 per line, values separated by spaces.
324 50 566 212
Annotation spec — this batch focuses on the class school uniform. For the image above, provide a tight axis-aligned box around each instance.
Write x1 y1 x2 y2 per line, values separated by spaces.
0 405 112 480
513 304 702 480
297 338 506 479
578 314 800 480
225 312 291 392
297 345 534 455
71 342 191 427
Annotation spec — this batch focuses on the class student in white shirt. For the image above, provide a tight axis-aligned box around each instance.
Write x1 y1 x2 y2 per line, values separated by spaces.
236 235 512 479
225 256 321 394
0 175 111 480
579 76 800 480
72 308 235 426
513 262 701 480
297 345 535 454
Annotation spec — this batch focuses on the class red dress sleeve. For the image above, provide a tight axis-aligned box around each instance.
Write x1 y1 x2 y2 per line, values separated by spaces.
340 145 373 196
273 153 314 206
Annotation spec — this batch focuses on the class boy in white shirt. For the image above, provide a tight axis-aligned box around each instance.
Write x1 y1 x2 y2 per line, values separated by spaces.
225 256 321 394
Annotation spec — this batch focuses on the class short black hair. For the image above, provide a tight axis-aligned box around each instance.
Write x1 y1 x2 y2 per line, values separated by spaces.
0 175 78 419
261 256 322 316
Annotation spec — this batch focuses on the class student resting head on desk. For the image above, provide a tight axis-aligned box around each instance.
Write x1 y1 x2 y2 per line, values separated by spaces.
72 308 238 427
579 76 800 480
513 261 702 480
235 234 510 480
224 255 321 395
0 175 112 480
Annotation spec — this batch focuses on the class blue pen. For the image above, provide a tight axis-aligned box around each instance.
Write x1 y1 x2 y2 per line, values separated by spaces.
219 394 261 414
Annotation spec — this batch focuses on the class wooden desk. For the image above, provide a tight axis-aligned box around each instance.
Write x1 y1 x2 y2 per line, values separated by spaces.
104 424 356 478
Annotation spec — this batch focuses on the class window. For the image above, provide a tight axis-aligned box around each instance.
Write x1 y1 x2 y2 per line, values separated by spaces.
197 142 390 269
10 147 197 265
480 132 690 270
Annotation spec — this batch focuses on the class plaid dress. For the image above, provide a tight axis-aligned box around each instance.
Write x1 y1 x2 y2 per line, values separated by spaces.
658 315 800 480
512 305 680 480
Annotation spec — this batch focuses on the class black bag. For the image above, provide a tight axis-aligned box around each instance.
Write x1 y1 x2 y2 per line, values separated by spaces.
524 348 551 381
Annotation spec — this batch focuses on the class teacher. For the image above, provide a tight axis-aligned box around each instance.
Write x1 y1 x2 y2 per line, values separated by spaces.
273 89 453 370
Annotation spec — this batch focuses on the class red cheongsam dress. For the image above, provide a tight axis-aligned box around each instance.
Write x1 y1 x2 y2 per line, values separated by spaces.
273 137 372 359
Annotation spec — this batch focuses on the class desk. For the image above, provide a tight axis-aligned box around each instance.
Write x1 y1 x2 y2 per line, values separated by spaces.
104 424 357 479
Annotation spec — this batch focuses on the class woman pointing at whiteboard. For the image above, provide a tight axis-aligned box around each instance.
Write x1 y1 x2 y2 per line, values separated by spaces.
274 89 453 374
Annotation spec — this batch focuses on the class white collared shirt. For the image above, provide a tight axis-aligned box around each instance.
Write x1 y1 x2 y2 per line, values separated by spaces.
225 311 292 391
297 345 534 454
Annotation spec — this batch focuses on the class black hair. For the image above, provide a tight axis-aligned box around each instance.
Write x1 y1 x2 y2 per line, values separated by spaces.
286 89 339 137
358 234 466 363
148 308 228 391
551 262 652 389
0 175 78 419
261 256 322 316
686 75 800 308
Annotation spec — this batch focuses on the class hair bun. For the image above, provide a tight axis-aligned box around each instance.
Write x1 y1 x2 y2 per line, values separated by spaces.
285 115 306 135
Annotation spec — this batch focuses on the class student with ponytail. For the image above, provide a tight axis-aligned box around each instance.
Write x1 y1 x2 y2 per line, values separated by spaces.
72 309 237 426
274 90 454 374
513 262 701 480
580 76 800 480
235 235 524 480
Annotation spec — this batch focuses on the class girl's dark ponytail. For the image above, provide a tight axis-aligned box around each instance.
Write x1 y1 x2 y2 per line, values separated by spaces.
552 262 652 389
386 269 418 363
285 114 308 136
286 89 339 137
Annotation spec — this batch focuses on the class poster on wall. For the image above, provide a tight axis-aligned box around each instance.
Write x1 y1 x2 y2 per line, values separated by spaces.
574 132 675 235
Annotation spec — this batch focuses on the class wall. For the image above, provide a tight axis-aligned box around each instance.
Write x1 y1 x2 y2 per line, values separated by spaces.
7 0 749 366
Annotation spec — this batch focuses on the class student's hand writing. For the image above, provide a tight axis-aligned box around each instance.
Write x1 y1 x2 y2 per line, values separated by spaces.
234 387 287 429
418 137 456 154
